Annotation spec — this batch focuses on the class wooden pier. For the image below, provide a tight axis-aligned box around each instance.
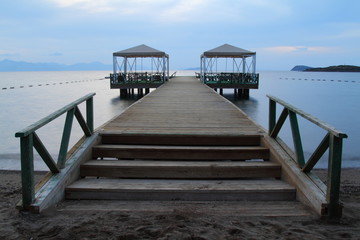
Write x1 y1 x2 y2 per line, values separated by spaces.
16 76 347 219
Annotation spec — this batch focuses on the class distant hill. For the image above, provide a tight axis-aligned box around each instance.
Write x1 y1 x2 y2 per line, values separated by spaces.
291 65 313 71
0 59 112 72
304 65 360 72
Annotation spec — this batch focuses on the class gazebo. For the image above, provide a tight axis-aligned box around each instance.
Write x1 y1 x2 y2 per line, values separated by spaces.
110 44 169 96
200 44 259 97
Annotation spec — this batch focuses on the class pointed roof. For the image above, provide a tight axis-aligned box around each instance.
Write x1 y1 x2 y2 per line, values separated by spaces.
202 44 255 58
113 44 168 58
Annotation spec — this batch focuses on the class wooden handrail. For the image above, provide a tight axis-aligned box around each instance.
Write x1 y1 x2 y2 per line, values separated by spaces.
15 93 95 137
267 95 347 138
15 93 96 210
267 95 347 219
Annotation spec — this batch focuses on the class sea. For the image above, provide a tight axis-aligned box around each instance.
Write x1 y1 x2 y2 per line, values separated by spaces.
0 70 359 170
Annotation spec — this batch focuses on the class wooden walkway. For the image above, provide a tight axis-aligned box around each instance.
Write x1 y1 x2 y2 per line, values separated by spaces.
102 76 262 135
27 76 336 217
61 76 312 217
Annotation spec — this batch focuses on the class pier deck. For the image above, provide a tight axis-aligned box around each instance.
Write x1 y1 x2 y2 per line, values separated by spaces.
64 77 307 215
102 76 261 135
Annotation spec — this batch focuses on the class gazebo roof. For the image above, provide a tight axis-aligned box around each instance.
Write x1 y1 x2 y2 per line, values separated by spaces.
202 44 255 58
113 44 168 58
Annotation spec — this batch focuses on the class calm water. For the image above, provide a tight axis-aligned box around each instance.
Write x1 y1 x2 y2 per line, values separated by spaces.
0 70 359 170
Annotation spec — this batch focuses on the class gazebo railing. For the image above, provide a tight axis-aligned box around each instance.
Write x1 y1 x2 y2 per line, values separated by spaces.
202 72 259 84
110 72 165 84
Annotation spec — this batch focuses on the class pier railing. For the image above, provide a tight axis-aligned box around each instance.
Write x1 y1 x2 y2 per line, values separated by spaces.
267 95 348 218
110 72 166 84
15 93 96 210
202 72 259 85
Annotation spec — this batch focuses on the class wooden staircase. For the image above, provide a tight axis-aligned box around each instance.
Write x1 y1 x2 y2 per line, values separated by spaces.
65 133 296 202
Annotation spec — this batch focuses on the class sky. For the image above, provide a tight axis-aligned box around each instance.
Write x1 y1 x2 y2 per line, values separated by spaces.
0 0 360 70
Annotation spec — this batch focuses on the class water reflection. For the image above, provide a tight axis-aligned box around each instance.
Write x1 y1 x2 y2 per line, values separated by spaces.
223 93 259 120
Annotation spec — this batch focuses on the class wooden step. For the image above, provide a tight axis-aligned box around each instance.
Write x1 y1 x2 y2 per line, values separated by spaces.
80 160 281 179
65 179 296 201
92 145 270 160
100 132 261 146
59 200 312 217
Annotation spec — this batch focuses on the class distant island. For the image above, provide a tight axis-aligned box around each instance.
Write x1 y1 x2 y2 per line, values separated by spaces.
291 65 360 72
0 59 112 72
291 65 312 71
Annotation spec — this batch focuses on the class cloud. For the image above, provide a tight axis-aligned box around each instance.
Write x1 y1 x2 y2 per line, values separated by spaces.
263 46 339 54
0 51 20 57
50 0 171 13
48 0 292 24
50 0 116 13
157 0 206 22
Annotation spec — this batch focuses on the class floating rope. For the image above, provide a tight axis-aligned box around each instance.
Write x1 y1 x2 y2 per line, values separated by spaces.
1 78 106 90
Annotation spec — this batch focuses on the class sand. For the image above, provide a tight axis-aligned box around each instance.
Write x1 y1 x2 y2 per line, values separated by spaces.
0 169 360 240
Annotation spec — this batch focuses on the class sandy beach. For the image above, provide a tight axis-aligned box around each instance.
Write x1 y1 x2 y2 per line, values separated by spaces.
0 168 359 239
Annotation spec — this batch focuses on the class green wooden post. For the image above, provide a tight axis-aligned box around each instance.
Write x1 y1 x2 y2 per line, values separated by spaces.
57 108 75 168
270 107 288 138
33 132 60 173
20 134 35 210
86 97 94 134
327 134 343 218
74 106 92 137
302 133 330 173
269 99 276 134
288 110 305 167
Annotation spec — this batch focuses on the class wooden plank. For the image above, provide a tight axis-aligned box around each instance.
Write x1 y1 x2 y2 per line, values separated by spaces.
20 134 35 210
267 95 347 138
80 160 281 179
32 132 59 173
58 200 312 217
261 135 328 216
288 110 305 167
92 144 270 160
65 178 296 201
28 133 101 213
74 106 92 137
57 108 75 169
100 77 263 136
100 133 261 146
15 93 95 137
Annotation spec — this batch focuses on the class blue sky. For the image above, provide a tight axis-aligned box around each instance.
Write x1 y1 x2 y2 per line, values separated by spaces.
1 0 359 70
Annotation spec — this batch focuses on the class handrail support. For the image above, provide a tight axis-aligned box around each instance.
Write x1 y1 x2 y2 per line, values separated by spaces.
15 93 96 211
57 108 75 169
267 94 347 219
20 134 35 210
327 134 344 218
288 110 305 167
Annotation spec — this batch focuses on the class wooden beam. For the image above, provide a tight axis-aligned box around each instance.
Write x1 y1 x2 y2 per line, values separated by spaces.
30 134 100 213
261 135 328 216
15 93 95 138
74 106 92 137
267 95 347 139
270 107 288 138
20 134 35 210
288 110 305 167
57 108 75 168
302 133 330 173
33 132 60 173
326 134 343 218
